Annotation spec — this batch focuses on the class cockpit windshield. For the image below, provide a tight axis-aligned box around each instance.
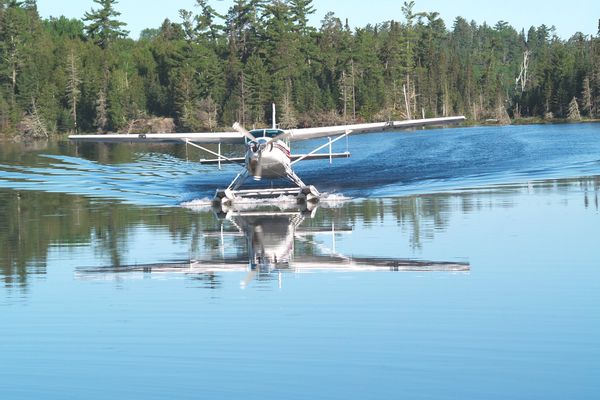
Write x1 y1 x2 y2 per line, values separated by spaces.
249 129 285 139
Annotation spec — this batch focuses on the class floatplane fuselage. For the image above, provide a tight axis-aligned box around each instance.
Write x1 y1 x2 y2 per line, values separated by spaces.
245 133 291 180
212 128 326 207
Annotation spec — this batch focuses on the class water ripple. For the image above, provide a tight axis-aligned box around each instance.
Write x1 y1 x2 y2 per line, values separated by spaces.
1 124 600 205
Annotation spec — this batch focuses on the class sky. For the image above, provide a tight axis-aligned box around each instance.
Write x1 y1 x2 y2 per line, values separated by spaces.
37 0 600 40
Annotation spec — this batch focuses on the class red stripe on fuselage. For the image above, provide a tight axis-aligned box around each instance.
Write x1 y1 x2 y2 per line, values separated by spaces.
273 142 291 158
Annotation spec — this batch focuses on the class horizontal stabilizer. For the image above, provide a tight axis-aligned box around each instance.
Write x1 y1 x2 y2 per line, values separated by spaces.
200 152 350 165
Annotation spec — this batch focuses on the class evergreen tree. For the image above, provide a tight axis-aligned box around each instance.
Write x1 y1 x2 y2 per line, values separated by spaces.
2 0 600 137
288 0 315 34
582 76 592 117
279 79 298 128
244 53 269 125
179 9 198 43
83 0 128 50
173 65 200 130
195 0 224 43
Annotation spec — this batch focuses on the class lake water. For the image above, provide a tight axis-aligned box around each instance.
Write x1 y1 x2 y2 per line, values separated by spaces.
1 124 599 399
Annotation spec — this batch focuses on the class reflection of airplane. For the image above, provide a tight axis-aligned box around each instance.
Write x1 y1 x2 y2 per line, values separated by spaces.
70 105 464 206
76 208 470 288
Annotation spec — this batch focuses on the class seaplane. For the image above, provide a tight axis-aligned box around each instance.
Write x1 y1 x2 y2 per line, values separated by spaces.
76 206 470 288
70 105 465 207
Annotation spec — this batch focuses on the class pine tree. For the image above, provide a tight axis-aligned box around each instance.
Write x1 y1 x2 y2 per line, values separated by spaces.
4 0 600 136
195 0 224 42
179 9 197 43
173 65 200 130
288 0 315 34
279 80 298 128
0 4 29 107
225 0 264 62
244 54 269 125
582 76 592 117
591 50 600 118
83 0 128 50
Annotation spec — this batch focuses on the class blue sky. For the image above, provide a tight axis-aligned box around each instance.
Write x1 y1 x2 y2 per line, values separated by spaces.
37 0 599 39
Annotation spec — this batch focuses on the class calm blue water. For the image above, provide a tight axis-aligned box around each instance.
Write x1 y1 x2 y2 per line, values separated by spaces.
0 123 599 399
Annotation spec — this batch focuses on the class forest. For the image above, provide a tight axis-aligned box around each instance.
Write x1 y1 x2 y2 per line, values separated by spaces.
1 0 600 138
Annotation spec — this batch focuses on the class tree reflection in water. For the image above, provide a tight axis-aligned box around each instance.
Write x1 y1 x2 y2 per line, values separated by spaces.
1 139 599 289
2 175 598 288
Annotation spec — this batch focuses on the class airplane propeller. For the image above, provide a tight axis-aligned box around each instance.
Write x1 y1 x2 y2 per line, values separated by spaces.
232 122 294 181
233 122 292 146
232 122 257 142
232 122 273 180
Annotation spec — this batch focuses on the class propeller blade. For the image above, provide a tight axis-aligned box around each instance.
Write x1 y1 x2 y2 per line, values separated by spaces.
269 130 293 142
232 122 256 142
253 151 263 180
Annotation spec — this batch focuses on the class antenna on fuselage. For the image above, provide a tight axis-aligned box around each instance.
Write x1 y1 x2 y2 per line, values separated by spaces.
272 103 276 129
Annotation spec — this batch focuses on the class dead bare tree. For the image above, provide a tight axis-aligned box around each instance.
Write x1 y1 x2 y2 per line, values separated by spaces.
65 50 81 132
19 98 49 138
515 50 531 93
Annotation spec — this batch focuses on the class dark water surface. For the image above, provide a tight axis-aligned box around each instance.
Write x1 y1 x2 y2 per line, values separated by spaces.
1 124 599 399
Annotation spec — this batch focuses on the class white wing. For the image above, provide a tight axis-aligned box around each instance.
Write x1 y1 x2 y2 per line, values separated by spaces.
285 116 466 141
69 131 244 144
69 116 465 144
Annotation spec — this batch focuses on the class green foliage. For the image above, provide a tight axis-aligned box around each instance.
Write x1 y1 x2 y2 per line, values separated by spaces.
83 0 128 50
43 16 85 40
1 0 599 137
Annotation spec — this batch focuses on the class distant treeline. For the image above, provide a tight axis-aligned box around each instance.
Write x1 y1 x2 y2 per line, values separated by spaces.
1 0 600 137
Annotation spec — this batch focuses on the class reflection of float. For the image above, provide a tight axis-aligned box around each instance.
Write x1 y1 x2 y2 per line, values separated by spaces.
76 207 469 288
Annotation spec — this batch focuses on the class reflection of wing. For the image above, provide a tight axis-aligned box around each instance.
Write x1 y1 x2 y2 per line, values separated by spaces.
75 256 469 280
291 256 469 272
69 131 244 144
286 116 465 141
76 261 249 280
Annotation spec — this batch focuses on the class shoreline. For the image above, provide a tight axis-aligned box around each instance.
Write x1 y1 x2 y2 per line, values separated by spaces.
2 118 600 141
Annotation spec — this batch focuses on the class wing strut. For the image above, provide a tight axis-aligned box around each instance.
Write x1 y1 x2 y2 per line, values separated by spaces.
182 139 243 169
291 130 352 166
